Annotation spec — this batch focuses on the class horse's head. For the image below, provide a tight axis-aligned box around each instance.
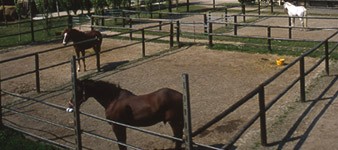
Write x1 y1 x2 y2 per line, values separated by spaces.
66 79 92 113
62 28 72 45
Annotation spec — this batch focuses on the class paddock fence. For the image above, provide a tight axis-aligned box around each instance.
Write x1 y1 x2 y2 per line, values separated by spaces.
207 14 338 50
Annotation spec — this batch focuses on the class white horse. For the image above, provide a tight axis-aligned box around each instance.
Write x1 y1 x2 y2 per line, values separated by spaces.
283 2 307 28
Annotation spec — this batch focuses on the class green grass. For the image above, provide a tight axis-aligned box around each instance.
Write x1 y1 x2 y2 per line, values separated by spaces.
0 16 88 50
0 127 60 150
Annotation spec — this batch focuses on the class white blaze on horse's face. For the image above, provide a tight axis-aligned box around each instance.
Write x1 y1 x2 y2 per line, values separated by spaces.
62 33 68 45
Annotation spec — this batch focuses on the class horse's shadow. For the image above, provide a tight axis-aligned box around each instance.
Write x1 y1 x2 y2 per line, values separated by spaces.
101 61 130 72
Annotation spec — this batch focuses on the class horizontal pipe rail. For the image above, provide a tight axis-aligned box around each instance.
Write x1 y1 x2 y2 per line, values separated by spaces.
80 111 183 143
3 106 74 131
4 124 73 150
1 89 67 111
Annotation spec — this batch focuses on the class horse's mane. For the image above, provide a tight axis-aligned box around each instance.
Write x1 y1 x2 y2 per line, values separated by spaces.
82 79 122 98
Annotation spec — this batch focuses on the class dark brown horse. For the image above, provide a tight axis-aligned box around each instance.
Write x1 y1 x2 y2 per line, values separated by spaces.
62 29 102 72
66 79 184 150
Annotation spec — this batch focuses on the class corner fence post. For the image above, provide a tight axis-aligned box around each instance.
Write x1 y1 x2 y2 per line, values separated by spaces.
35 53 41 93
71 56 82 150
324 40 330 75
182 74 193 150
258 86 267 146
300 57 306 102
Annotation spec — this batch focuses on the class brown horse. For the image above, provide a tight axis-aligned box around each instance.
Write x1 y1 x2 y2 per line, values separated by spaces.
66 79 184 150
62 29 102 72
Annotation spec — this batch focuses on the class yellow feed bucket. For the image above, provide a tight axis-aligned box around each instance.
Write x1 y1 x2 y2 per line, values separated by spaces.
276 58 285 66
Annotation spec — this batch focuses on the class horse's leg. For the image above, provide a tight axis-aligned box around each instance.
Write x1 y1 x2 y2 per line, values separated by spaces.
292 17 295 27
299 18 304 29
169 121 183 149
113 125 127 150
75 49 81 72
80 50 86 71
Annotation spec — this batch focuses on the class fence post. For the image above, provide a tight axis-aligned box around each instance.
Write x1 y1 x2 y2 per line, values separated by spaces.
288 17 292 39
35 53 41 93
176 21 181 48
71 56 82 150
234 15 238 36
29 0 35 42
122 11 126 27
270 0 273 13
159 21 162 31
170 22 174 48
258 86 267 146
0 73 2 127
96 51 101 72
324 40 330 75
203 14 207 33
68 15 73 29
224 7 228 27
182 74 193 150
208 22 213 47
258 0 261 15
90 16 94 31
142 29 145 57
300 57 306 102
128 19 132 40
241 4 246 23
267 26 272 51
187 0 190 12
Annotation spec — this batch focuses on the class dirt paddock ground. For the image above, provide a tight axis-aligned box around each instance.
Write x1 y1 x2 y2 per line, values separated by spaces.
0 37 324 149
1 1 338 149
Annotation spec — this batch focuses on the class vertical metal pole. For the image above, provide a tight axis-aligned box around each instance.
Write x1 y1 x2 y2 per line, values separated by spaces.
35 53 40 93
270 0 273 13
224 7 228 27
300 57 306 102
208 22 213 47
68 15 73 29
203 14 207 33
267 26 272 51
234 15 238 36
29 0 35 42
176 21 181 48
159 21 162 30
0 72 2 127
170 22 174 48
187 0 190 12
71 56 82 150
182 74 193 150
258 0 261 15
213 0 215 10
90 16 94 31
324 40 330 75
258 86 267 146
129 19 133 40
242 4 246 23
288 17 292 39
142 29 145 57
96 51 101 72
